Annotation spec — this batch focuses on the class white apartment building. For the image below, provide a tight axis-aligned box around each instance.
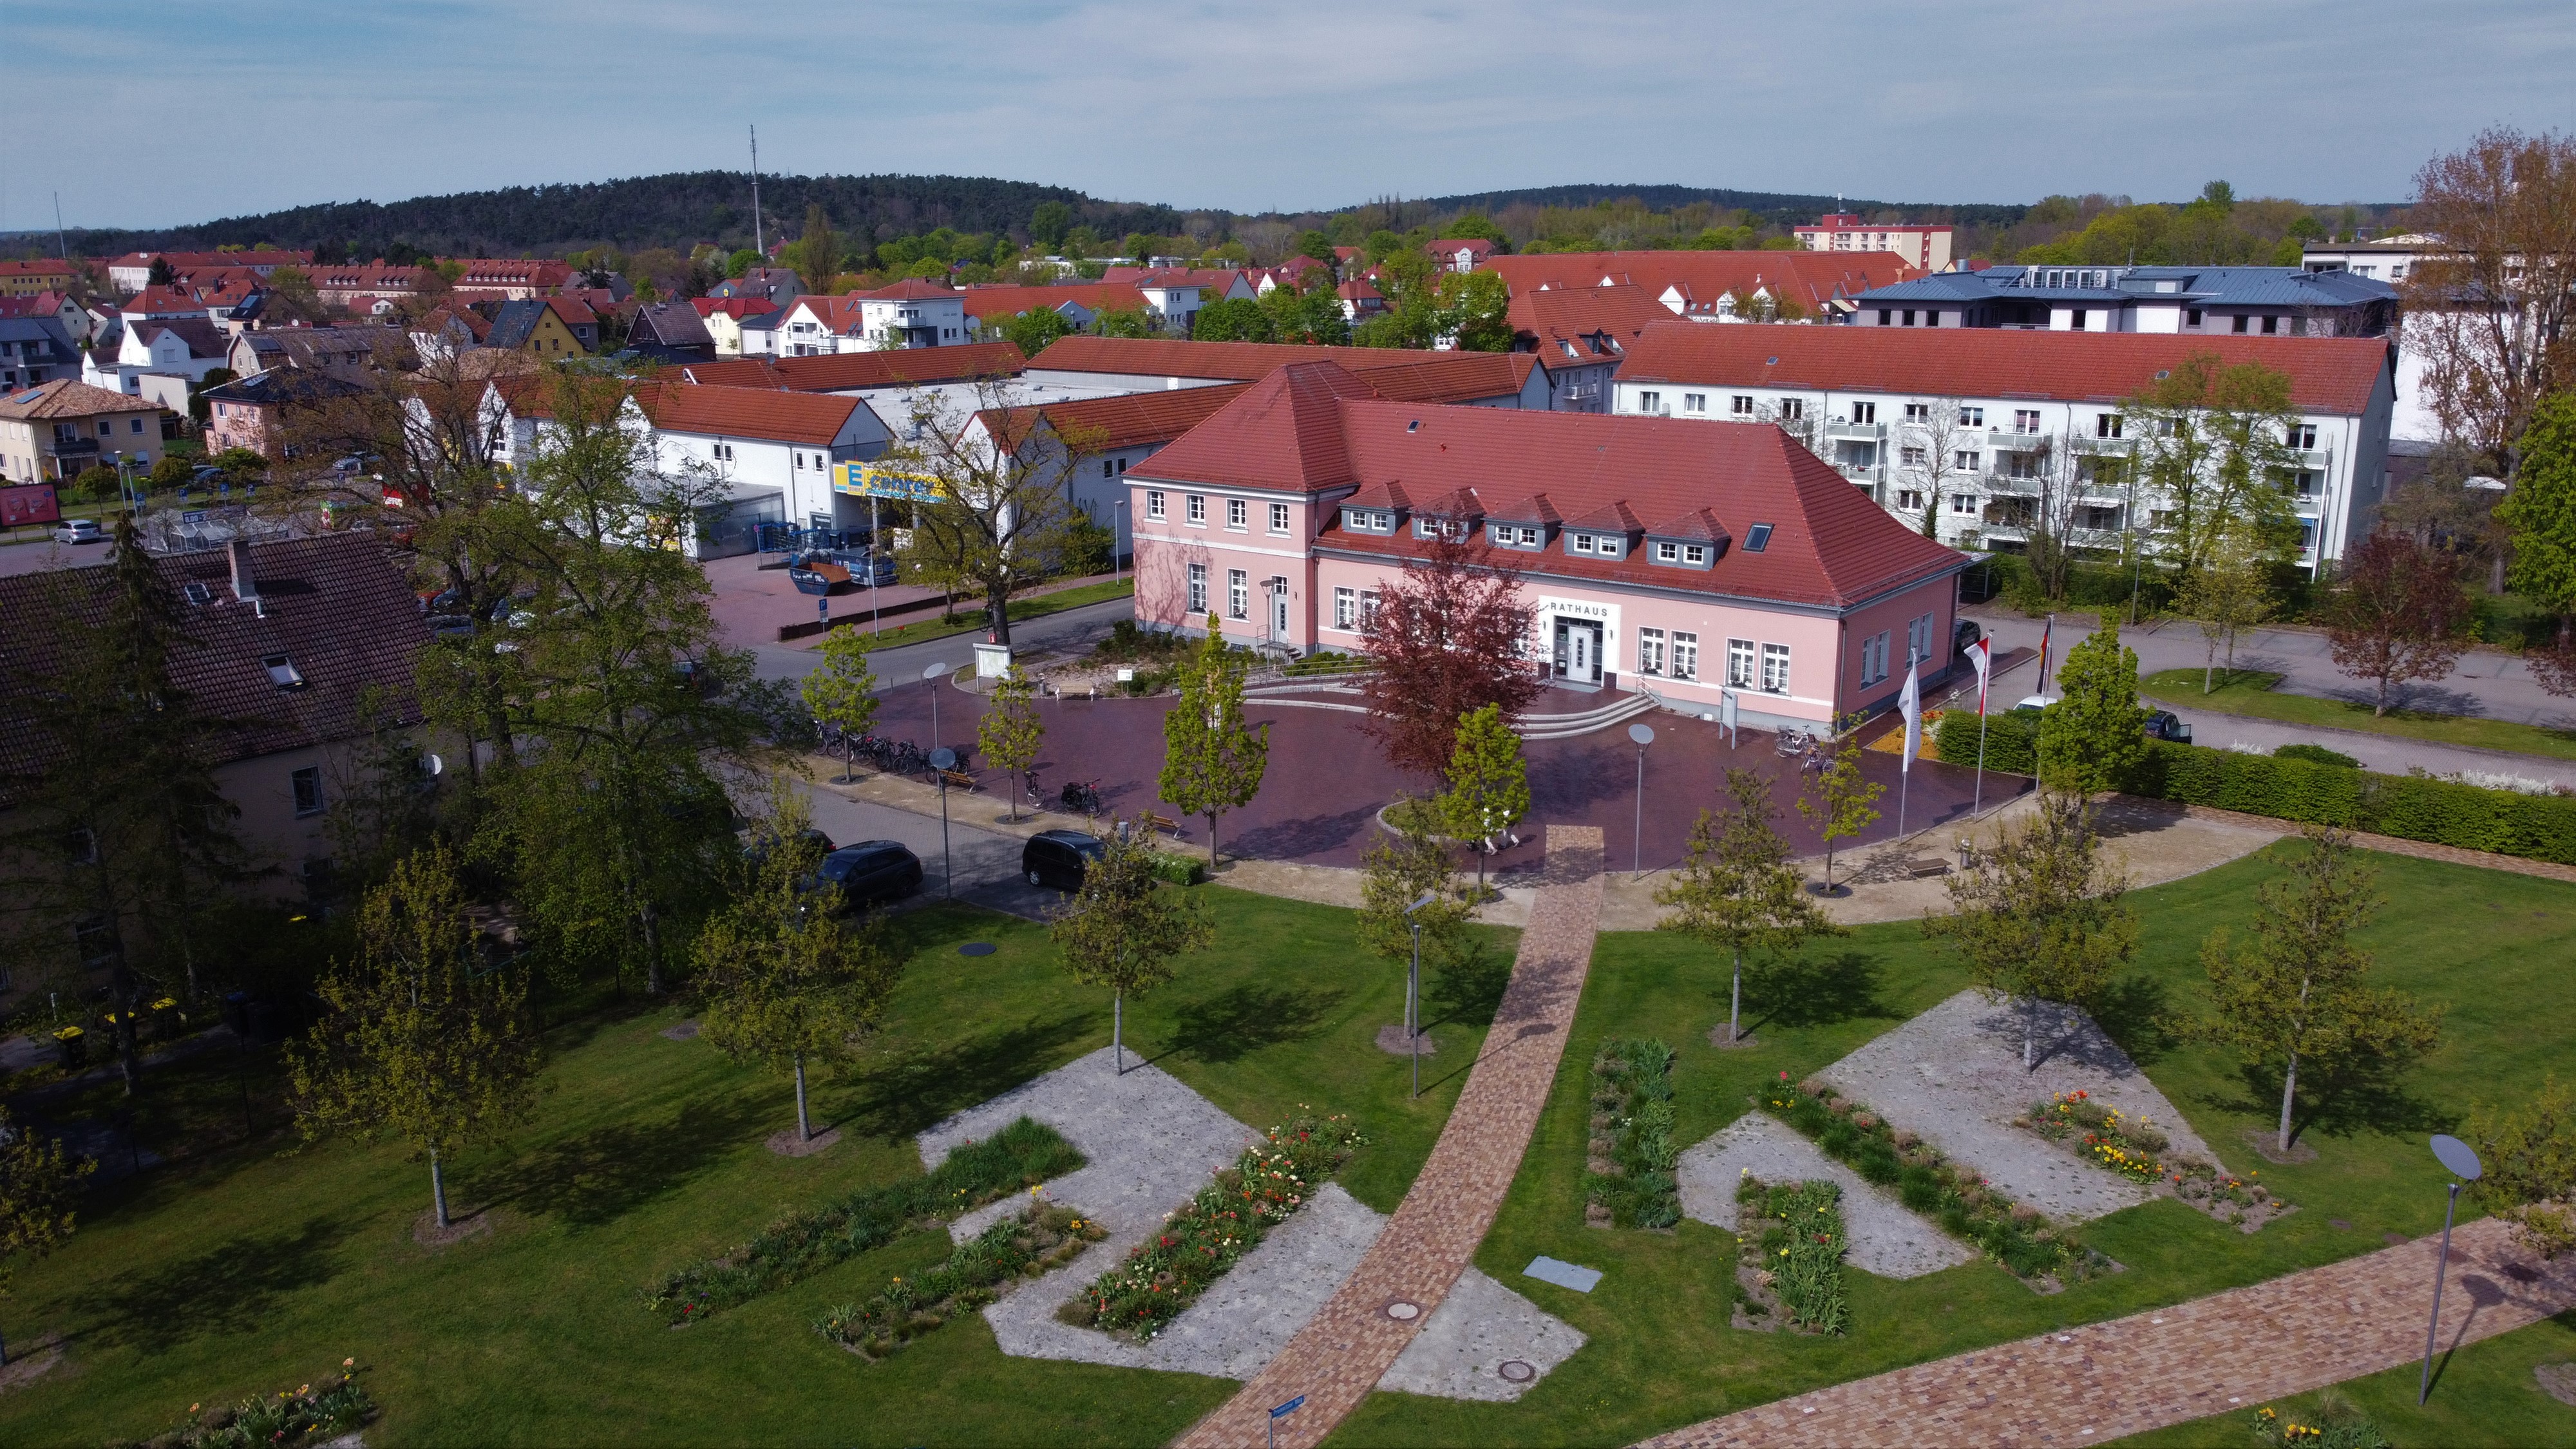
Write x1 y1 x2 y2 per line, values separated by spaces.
1613 323 2396 574
1793 213 1955 272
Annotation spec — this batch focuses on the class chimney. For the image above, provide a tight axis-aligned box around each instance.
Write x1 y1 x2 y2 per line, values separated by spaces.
228 538 259 606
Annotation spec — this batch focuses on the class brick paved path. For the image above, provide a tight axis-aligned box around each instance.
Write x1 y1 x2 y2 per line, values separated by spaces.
1639 1214 2576 1448
1171 826 1605 1449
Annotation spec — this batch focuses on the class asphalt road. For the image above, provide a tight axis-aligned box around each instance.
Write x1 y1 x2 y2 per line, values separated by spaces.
794 785 1068 922
748 594 1137 692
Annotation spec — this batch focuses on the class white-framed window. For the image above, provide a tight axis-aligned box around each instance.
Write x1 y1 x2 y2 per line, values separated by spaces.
1951 493 1978 515
1958 406 1984 427
1186 493 1206 525
2288 423 2318 450
1900 445 1927 467
1146 489 1166 520
1269 502 1290 534
1187 562 1208 613
1226 498 1247 531
1684 393 1706 413
1333 586 1357 630
2014 409 2042 434
1852 402 1876 424
1898 489 1924 511
1956 451 1982 473
1570 532 1594 554
2096 413 2123 439
292 766 325 818
1638 390 1662 411
1672 632 1698 681
1779 398 1804 421
1227 569 1249 620
1761 643 1792 694
1730 394 1754 415
1727 638 1756 687
1637 627 1665 676
1360 589 1381 625
1904 402 1930 423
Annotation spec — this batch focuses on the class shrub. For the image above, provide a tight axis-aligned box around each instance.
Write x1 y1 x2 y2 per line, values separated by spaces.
158 1368 373 1448
1065 1112 1364 1339
1145 851 1206 886
2275 743 2360 768
811 1202 1106 1360
646 1116 1082 1323
1934 708 2040 776
1583 1038 1680 1229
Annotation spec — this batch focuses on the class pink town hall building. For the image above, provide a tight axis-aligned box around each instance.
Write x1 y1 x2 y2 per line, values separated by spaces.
1125 361 1971 733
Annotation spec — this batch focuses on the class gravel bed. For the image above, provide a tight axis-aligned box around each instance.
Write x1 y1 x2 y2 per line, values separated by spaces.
1676 1115 1973 1279
1817 989 2218 1222
927 1052 1582 1399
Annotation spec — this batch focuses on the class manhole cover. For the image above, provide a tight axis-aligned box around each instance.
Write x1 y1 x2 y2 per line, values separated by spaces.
958 942 996 957
1497 1359 1537 1383
1382 1299 1421 1321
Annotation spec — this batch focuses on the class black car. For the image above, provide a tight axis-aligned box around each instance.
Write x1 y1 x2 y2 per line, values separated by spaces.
1953 618 1983 657
2143 709 2193 744
1022 830 1106 890
811 840 923 910
744 825 837 868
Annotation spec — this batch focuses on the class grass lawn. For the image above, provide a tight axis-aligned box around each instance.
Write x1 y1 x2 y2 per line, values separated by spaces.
1335 840 2576 1448
830 578 1134 653
2141 667 2576 762
0 887 1513 1446
2107 1309 2576 1446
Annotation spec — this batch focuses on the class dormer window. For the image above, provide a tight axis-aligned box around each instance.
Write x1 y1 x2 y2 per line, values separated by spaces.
1414 516 1468 541
1567 531 1624 559
1341 507 1395 534
1651 540 1711 569
1488 524 1544 551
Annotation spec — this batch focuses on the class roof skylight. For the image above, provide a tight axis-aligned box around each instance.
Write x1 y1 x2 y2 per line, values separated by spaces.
1743 524 1774 553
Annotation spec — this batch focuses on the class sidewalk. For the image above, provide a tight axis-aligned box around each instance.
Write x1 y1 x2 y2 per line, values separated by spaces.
1638 1213 2576 1448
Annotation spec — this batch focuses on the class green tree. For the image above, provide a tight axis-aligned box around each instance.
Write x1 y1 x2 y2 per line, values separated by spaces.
1258 281 1350 345
726 248 759 278
2173 526 2277 691
1296 229 1336 263
1000 306 1075 357
2037 620 2145 793
978 667 1045 822
1159 623 1271 868
2497 393 2576 690
1435 270 1513 352
1658 769 1842 1045
2190 828 2444 1153
1049 819 1213 1073
289 844 540 1229
789 204 842 290
1028 201 1074 251
1190 296 1273 343
0 1103 93 1366
1795 721 1884 893
1358 797 1473 1039
693 785 904 1143
800 626 879 782
2465 1074 2576 1258
1437 703 1528 900
1093 306 1155 338
2121 355 2300 581
1926 790 2137 1070
1436 212 1509 249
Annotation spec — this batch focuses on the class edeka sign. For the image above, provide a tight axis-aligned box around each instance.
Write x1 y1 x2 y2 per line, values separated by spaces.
832 462 945 502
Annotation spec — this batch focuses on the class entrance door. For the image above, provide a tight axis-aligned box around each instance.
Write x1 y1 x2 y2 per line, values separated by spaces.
1553 618 1602 685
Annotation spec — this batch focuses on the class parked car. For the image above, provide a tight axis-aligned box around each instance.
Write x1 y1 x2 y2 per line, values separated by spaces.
52 518 103 545
1021 830 1106 890
2143 709 2193 744
1953 618 1982 657
810 841 923 910
2009 695 2058 715
829 549 898 587
744 825 836 869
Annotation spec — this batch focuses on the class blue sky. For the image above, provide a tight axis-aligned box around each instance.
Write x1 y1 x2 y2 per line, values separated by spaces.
5 0 2571 232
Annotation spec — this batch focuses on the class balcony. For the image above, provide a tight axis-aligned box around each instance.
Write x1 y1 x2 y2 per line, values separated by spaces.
2073 435 2134 455
1824 420 1886 442
1834 460 1884 487
44 436 100 460
1987 428 2049 451
1983 474 2045 497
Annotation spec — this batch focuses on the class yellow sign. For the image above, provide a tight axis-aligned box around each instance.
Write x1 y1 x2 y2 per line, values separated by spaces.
832 462 946 502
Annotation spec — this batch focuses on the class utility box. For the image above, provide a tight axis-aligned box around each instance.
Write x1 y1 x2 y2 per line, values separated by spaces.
974 641 1012 679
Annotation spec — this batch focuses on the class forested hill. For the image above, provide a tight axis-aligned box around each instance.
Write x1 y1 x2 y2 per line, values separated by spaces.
1381 183 2029 229
34 173 1186 260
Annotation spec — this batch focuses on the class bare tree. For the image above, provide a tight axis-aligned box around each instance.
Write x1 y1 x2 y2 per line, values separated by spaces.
2020 431 2090 601
1895 398 1970 540
2120 353 2302 582
2399 127 2576 481
876 375 1094 649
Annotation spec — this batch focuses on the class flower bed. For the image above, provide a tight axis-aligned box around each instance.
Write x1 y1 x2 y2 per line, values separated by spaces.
1583 1038 1680 1229
647 1115 1083 1324
2020 1090 2294 1231
811 1201 1106 1361
2251 1399 2391 1448
1732 1173 1850 1335
1763 1075 2111 1288
157 1361 372 1448
1061 1112 1365 1340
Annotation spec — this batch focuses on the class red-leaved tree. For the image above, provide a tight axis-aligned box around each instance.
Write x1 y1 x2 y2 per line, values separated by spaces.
2325 531 2474 715
1356 531 1541 780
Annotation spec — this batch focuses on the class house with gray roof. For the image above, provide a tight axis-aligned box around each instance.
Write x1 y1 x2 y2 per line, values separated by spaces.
0 316 80 393
1851 265 2395 339
625 301 715 364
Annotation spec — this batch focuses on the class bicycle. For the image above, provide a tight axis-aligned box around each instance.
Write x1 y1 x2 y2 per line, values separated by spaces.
1059 779 1103 818
1024 771 1046 813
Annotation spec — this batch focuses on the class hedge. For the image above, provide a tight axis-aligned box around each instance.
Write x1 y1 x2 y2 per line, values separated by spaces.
1933 713 2576 867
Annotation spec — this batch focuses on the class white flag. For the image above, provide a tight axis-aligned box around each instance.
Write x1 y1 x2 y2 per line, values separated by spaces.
1966 636 1992 715
1899 647 1922 774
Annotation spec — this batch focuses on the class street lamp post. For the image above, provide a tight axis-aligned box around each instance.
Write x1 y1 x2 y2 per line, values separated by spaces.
1627 721 1655 882
1112 498 1128 586
2420 1133 2485 1404
1403 891 1436 1099
922 660 951 752
930 746 958 901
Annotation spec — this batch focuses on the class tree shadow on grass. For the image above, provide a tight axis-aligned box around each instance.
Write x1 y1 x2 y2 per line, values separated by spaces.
76 1215 352 1356
1157 981 1344 1066
1425 942 1511 1032
2088 973 2179 1067
1743 949 1892 1035
478 1090 776 1229
831 1013 1094 1142
2204 1059 2456 1150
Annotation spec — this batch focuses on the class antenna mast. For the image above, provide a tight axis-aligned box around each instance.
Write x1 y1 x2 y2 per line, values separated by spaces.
54 192 68 260
750 125 764 259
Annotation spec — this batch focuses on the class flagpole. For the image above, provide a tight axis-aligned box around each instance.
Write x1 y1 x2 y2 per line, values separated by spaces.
1897 645 1920 838
1972 636 1990 815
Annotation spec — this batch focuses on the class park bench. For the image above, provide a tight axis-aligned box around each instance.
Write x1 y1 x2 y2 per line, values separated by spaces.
935 768 978 793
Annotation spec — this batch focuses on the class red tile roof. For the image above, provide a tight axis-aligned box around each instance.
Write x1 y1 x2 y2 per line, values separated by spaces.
0 260 75 277
1508 283 1673 372
1139 361 1965 609
0 379 167 420
1615 323 2394 415
690 296 779 320
770 341 1025 392
1483 251 1922 317
1026 336 1535 402
858 278 961 301
632 381 867 445
977 383 1252 455
663 359 787 388
954 283 1148 319
545 296 598 326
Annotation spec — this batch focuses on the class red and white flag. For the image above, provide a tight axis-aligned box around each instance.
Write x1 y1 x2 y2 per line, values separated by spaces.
2035 616 2056 698
1966 634 1992 715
